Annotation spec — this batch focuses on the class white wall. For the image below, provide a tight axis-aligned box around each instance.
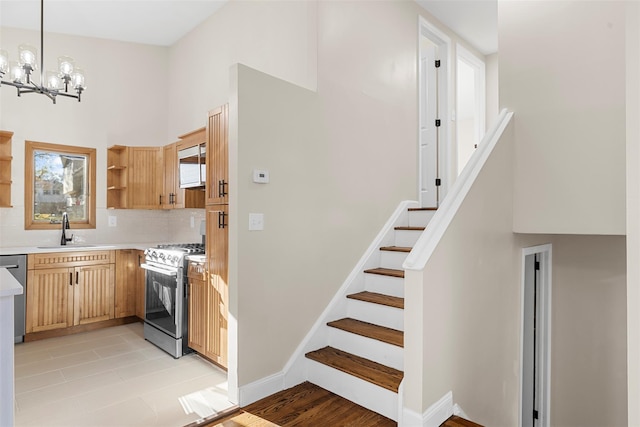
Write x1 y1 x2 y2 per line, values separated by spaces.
500 1 626 235
626 2 640 425
166 0 318 139
0 28 176 247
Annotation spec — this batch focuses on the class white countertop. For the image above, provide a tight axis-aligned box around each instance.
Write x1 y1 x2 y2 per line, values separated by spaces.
0 268 23 297
0 242 163 256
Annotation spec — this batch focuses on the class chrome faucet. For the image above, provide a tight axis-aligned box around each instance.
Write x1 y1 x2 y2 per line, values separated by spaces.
60 212 73 245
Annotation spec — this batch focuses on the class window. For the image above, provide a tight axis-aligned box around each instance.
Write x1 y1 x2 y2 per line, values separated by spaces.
25 141 96 230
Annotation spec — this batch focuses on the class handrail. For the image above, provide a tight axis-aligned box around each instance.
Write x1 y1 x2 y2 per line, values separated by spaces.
403 109 513 271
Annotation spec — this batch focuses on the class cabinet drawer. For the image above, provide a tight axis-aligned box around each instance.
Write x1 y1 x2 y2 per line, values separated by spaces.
28 250 115 269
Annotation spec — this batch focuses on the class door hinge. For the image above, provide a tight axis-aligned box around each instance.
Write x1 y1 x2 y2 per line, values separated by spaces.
435 59 441 68
435 178 441 187
533 409 539 420
535 261 540 271
435 119 441 127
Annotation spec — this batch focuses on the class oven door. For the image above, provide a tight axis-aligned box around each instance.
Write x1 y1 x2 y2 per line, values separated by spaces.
141 263 183 339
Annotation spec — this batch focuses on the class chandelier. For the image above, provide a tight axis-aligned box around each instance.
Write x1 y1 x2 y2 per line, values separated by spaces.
0 0 86 103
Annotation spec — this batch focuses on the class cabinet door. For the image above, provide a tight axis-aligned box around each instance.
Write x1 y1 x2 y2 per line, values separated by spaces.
188 277 207 354
26 268 74 333
162 143 184 209
74 264 115 325
114 250 137 318
205 205 228 367
128 147 163 209
135 250 146 319
206 104 229 205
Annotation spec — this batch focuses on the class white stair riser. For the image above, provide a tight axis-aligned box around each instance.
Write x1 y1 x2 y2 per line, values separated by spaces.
394 229 423 247
346 298 404 331
379 249 409 270
306 359 399 421
408 210 436 227
328 327 403 370
364 274 404 298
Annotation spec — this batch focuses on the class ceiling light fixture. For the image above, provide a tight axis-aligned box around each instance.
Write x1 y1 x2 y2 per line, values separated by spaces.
0 0 86 104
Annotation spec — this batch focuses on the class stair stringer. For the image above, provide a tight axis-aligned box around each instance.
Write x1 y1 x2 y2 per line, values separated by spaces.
282 200 419 392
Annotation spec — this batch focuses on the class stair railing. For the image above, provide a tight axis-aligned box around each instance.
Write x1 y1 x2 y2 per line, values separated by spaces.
403 109 513 272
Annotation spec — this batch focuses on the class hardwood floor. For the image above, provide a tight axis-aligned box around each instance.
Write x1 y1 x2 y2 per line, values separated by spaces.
440 415 484 427
203 382 395 427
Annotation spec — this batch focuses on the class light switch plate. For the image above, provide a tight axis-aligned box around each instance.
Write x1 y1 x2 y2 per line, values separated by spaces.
252 169 269 184
249 213 264 231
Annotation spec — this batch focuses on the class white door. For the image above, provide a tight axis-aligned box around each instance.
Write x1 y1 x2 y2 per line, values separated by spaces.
419 37 439 208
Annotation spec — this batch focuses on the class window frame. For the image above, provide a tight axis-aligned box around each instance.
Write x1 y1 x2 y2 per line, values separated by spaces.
25 140 96 230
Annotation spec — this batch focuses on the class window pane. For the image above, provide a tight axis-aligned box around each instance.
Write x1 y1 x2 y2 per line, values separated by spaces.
33 150 88 223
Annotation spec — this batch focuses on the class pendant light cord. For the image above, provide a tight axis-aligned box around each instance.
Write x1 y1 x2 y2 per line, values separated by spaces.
40 0 44 86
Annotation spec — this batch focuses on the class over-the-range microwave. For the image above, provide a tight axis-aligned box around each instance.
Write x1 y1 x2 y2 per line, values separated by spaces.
178 143 206 188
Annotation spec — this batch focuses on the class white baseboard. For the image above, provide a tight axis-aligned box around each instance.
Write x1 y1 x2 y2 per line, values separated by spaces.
238 371 285 406
402 391 453 427
453 403 468 419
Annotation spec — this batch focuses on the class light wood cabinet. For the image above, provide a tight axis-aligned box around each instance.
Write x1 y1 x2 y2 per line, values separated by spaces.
134 250 146 319
26 251 115 334
161 143 183 209
128 147 163 209
205 205 229 367
106 145 128 209
114 249 140 318
188 259 207 355
0 130 13 207
206 105 229 205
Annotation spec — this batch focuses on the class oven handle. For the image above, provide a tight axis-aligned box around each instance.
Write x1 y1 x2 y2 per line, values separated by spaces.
140 263 178 277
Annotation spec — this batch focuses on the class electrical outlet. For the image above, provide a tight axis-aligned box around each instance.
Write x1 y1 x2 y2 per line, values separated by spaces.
108 215 117 227
248 213 264 231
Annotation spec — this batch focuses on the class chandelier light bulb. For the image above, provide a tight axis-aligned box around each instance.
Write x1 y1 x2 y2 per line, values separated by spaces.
9 61 25 84
58 56 74 76
18 44 37 69
72 68 85 90
46 70 61 90
0 50 8 74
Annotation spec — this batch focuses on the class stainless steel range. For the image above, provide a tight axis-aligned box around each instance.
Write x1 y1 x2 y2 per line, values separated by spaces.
141 243 204 358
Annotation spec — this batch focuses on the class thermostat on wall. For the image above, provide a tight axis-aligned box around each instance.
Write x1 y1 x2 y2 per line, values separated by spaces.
253 169 269 184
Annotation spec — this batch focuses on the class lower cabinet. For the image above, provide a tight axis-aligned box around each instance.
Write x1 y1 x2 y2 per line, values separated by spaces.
188 251 227 368
26 251 116 333
114 249 145 319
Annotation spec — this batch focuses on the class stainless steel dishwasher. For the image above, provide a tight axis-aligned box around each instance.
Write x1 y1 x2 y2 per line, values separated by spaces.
1 255 26 343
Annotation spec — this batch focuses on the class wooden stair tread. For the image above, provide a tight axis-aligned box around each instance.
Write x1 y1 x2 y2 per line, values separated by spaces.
440 415 484 427
408 207 438 211
327 318 403 347
379 246 411 253
364 267 404 278
394 226 425 231
347 291 404 309
305 346 403 392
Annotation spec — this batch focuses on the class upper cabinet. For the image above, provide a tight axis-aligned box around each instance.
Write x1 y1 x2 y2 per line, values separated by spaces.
206 104 229 205
128 147 163 210
107 127 206 210
0 131 13 207
106 145 128 209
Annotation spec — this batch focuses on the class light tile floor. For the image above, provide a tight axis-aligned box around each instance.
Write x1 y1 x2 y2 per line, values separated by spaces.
14 322 233 427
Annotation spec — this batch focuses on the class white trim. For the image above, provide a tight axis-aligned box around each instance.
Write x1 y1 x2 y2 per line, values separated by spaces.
238 371 285 407
452 403 468 419
283 200 419 387
519 244 552 427
404 109 512 271
402 390 453 427
418 16 452 206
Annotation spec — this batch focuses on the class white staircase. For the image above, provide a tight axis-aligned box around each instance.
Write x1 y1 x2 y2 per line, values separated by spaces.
284 202 436 422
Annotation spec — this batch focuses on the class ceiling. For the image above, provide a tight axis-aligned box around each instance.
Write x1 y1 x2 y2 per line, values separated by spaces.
0 0 497 54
